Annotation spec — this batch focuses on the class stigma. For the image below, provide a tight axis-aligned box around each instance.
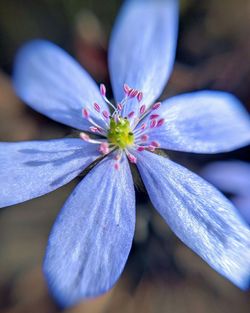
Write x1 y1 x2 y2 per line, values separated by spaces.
107 117 134 149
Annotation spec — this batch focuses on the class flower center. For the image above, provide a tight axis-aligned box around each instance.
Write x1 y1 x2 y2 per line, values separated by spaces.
107 117 134 149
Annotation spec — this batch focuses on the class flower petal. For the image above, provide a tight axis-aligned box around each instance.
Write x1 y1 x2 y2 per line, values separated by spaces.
142 91 250 153
0 139 99 207
109 0 178 118
135 150 250 289
43 153 135 307
13 40 109 131
201 161 250 195
201 161 250 226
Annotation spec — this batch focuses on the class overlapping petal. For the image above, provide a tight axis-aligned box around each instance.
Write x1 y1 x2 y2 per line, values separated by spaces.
13 40 109 131
202 161 250 225
0 139 99 207
135 150 250 289
142 91 250 153
43 153 135 307
201 161 250 195
109 0 178 120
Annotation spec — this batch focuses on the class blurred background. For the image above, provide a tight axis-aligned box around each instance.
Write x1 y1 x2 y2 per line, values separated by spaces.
0 0 250 312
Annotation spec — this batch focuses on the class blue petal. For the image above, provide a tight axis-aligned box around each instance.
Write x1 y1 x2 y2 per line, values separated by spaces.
201 161 250 226
141 91 250 153
43 153 135 307
135 150 250 289
109 0 178 119
13 40 109 131
201 161 250 195
0 139 99 207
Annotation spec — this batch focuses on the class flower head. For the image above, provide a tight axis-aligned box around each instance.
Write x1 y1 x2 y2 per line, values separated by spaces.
1 0 250 307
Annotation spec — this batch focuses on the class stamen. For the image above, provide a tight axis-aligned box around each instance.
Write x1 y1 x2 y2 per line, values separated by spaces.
82 108 89 119
152 102 161 110
139 104 146 115
137 146 145 152
99 142 110 155
128 111 135 119
117 103 123 111
157 118 165 127
102 110 109 119
150 114 159 120
100 84 106 96
148 145 156 152
93 102 101 112
89 126 99 133
114 162 120 170
123 83 130 95
150 120 157 128
80 132 105 144
80 132 90 141
137 92 143 102
151 141 160 148
128 88 138 98
141 134 149 141
127 152 137 164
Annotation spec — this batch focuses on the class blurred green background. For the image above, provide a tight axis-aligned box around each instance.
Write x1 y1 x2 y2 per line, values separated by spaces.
0 0 250 312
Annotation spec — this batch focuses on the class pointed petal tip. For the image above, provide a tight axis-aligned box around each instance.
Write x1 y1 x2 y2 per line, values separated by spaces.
43 154 135 307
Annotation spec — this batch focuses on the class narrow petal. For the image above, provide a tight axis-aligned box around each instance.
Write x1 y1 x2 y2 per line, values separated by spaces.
13 40 109 131
0 139 100 207
141 91 250 153
135 150 250 289
43 153 135 307
109 0 178 118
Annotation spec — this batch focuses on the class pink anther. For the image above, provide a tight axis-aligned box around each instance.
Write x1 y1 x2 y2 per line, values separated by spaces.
100 84 106 96
117 103 123 111
137 146 145 152
102 110 109 119
141 123 147 130
140 104 146 115
148 145 156 152
128 111 135 118
80 132 90 141
82 108 89 119
114 162 120 170
137 92 143 102
141 134 149 141
150 120 157 128
152 102 161 110
151 141 160 148
127 153 137 164
99 142 110 155
128 88 138 98
94 102 101 112
157 118 165 127
150 114 159 120
123 84 130 94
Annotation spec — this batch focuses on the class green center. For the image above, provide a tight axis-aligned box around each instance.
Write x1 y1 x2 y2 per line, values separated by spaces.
107 117 134 149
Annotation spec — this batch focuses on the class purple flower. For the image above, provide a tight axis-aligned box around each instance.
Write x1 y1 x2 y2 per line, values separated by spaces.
202 161 250 225
1 0 250 307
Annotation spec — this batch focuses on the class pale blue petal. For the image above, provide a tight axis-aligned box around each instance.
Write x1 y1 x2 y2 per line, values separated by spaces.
43 153 135 307
0 139 99 207
141 91 250 153
135 150 250 289
234 197 250 225
201 161 250 225
13 40 109 131
109 0 178 120
201 161 250 195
